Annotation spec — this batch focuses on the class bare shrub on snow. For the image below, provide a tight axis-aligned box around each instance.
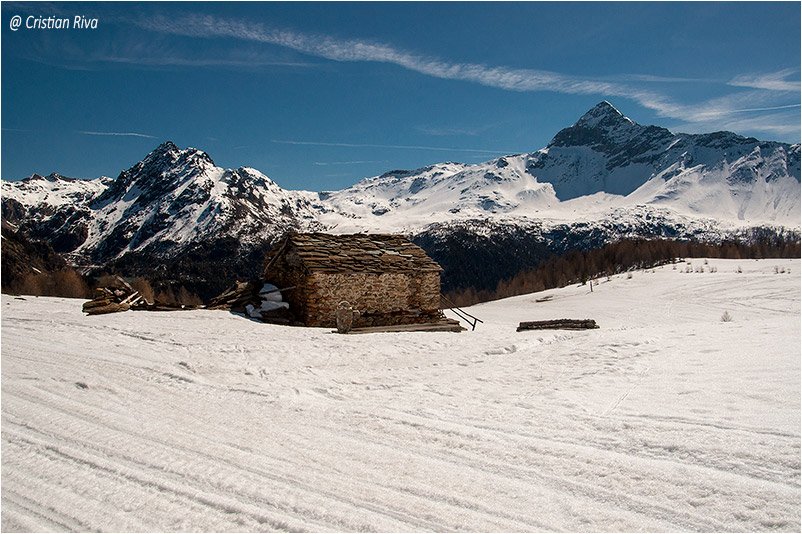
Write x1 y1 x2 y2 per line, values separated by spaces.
13 269 91 299
130 278 156 304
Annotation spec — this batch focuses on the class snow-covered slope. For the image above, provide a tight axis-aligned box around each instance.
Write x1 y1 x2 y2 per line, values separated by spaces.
1 172 111 209
319 157 559 232
2 258 799 531
325 102 800 231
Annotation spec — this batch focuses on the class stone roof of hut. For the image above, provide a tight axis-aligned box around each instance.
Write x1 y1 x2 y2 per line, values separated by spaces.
264 232 442 274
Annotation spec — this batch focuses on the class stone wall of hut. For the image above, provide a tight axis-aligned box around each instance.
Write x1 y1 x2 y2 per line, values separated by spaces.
264 239 444 328
262 262 310 322
300 271 442 328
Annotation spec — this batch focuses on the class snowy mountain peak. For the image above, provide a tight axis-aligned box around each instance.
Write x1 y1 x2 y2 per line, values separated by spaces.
143 141 215 170
91 141 219 209
18 172 79 184
576 101 632 128
35 172 68 183
548 101 645 149
151 140 179 155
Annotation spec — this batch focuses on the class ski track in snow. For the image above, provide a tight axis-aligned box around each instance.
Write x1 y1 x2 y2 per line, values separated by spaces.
2 259 799 532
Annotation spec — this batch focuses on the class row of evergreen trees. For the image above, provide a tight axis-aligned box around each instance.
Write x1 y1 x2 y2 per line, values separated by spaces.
444 237 801 307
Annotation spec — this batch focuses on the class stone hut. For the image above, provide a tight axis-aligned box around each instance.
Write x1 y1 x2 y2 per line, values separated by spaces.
262 232 444 328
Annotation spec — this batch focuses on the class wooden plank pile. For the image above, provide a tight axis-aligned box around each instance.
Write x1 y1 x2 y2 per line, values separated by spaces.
337 318 465 334
206 280 262 311
207 280 292 324
82 276 148 315
516 319 599 331
82 276 202 315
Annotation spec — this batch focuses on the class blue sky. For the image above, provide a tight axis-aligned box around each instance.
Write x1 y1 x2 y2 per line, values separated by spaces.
2 2 800 191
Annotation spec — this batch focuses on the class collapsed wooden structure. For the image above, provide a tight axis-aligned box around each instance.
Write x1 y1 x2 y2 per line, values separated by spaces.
81 275 198 315
82 276 148 315
206 279 292 323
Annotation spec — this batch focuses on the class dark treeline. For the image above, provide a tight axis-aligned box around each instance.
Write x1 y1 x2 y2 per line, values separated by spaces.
444 237 801 307
5 223 800 310
2 223 206 304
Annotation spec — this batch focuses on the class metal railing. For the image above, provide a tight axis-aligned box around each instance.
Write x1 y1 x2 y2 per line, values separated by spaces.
440 294 483 331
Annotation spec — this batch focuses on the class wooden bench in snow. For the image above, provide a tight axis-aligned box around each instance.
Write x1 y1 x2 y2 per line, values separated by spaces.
337 319 465 334
516 319 599 331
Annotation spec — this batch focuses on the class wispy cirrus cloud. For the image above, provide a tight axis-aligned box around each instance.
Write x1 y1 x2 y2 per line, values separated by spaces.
16 20 323 72
97 55 317 69
656 88 801 137
416 125 483 137
140 14 633 97
606 74 720 84
690 103 801 119
671 110 802 138
78 130 157 139
138 13 799 138
728 68 801 92
664 89 800 128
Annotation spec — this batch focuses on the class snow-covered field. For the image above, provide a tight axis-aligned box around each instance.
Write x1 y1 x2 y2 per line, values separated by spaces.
2 259 799 532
